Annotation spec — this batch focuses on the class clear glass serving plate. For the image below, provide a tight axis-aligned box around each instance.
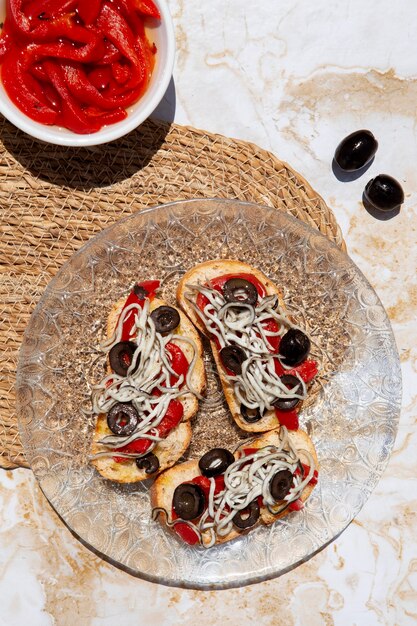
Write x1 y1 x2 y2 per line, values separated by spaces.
16 199 401 589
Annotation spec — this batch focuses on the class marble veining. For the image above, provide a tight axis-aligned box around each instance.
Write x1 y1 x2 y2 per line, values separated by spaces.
1 0 417 623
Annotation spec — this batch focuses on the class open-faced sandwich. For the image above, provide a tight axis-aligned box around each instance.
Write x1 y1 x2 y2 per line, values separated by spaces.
90 280 206 483
151 426 318 547
177 260 318 432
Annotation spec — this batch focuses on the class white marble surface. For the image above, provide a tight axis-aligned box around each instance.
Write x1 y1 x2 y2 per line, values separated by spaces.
1 0 417 624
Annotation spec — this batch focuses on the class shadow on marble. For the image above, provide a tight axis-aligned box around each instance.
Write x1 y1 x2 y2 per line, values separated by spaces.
331 157 375 182
362 196 402 221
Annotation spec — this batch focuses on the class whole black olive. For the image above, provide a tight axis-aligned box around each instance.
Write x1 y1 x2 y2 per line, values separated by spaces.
273 374 301 411
136 452 160 474
150 305 180 335
198 448 235 478
219 345 247 375
109 341 139 376
279 328 310 366
233 500 260 529
334 130 378 172
107 402 139 436
270 469 293 501
240 403 263 423
363 174 404 212
223 278 258 306
173 483 205 521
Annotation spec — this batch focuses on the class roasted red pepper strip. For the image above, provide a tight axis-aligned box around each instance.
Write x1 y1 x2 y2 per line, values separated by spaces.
44 60 102 133
289 498 304 511
173 522 200 546
62 63 142 109
132 0 161 19
112 61 131 85
2 49 58 124
96 2 144 88
119 280 160 341
76 0 102 25
166 343 189 386
23 0 78 23
87 66 112 90
84 107 127 125
7 0 32 35
274 358 318 383
156 399 183 438
274 408 299 430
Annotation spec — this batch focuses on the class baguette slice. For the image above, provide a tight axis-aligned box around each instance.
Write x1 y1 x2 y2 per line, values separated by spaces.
151 427 318 547
91 295 206 483
177 259 301 432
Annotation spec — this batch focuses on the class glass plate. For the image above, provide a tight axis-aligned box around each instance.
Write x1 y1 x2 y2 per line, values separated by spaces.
16 199 401 589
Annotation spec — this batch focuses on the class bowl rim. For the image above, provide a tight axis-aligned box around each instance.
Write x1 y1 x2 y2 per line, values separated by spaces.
0 0 175 147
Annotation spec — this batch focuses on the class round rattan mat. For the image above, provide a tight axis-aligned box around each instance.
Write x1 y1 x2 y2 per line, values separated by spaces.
0 116 345 469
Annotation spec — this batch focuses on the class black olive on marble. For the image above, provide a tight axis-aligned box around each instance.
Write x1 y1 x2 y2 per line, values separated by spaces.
269 469 293 501
107 402 139 436
233 500 260 529
136 453 160 474
199 448 235 478
173 483 205 520
279 328 310 366
363 174 404 212
109 341 138 376
272 374 302 412
240 403 263 423
223 278 258 306
150 305 180 335
219 345 247 375
334 130 378 172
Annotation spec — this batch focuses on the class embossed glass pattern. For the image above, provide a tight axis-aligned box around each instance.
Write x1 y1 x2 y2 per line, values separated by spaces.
16 199 401 589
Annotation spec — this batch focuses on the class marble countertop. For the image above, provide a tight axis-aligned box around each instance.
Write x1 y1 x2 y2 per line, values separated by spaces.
1 0 416 624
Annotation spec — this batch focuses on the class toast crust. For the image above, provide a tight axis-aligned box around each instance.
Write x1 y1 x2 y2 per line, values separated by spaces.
91 293 206 483
151 427 318 546
176 259 302 432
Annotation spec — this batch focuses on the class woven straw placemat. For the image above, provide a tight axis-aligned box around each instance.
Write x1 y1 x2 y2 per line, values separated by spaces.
0 117 345 470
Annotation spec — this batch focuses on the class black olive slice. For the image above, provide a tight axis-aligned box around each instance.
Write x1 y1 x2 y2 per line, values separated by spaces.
150 305 180 335
279 328 311 366
363 175 404 212
334 130 378 172
109 341 139 376
240 403 263 423
107 402 139 436
233 500 260 529
270 469 293 501
223 278 258 306
136 452 160 474
173 483 205 521
273 374 301 411
219 345 247 374
198 448 235 478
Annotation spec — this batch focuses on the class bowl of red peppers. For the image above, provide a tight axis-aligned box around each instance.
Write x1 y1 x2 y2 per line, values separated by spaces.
0 0 175 145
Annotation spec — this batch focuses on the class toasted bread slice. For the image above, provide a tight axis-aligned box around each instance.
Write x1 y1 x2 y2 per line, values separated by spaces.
91 293 206 483
177 259 302 432
151 427 318 547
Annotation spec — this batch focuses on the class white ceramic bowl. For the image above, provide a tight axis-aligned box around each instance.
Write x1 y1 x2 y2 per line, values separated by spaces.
0 0 175 146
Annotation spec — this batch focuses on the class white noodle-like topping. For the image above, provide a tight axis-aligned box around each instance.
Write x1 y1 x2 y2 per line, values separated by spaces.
152 427 316 547
185 282 308 415
91 297 199 459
